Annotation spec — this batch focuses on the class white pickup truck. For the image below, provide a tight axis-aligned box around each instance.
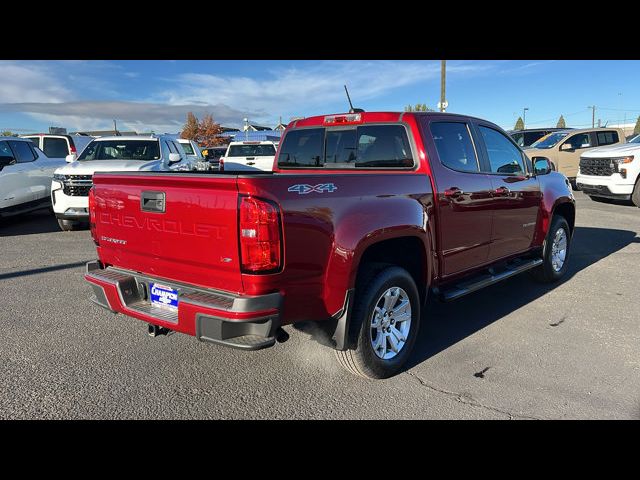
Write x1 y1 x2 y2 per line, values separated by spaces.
576 134 640 206
220 141 278 171
51 135 195 230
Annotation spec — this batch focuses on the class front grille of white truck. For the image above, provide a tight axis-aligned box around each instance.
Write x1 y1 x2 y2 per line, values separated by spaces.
579 157 615 176
62 175 93 196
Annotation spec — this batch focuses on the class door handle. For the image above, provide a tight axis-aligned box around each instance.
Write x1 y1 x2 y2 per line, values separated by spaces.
444 187 464 198
493 186 510 196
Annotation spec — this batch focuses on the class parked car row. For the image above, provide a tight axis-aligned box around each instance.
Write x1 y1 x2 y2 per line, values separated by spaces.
0 133 210 230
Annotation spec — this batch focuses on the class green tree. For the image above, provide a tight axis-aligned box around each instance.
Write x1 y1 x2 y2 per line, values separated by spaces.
634 115 640 135
1 130 15 137
514 116 524 130
404 103 433 112
556 115 566 128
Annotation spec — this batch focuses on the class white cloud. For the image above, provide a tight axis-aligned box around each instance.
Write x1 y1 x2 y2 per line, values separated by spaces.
156 61 491 122
0 62 71 103
0 101 257 133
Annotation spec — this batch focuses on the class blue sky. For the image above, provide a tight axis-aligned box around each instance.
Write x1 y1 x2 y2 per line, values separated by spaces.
1 60 639 134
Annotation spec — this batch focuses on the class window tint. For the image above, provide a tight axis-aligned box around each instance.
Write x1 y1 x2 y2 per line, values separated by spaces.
597 131 618 146
77 140 160 161
478 126 525 175
43 137 69 158
278 128 324 167
356 125 413 167
325 129 357 164
278 125 413 169
0 141 13 157
8 140 36 163
430 122 479 173
565 133 591 149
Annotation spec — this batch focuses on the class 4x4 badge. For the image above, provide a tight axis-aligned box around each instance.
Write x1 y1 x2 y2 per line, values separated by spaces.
288 183 338 195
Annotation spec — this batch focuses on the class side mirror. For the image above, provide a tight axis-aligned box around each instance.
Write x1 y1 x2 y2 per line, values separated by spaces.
168 153 182 164
532 157 552 175
560 143 573 152
65 154 76 163
0 155 17 171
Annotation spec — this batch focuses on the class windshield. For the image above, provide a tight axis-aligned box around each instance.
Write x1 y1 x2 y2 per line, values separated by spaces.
77 140 160 161
529 132 569 149
629 135 640 144
227 144 276 157
180 142 195 155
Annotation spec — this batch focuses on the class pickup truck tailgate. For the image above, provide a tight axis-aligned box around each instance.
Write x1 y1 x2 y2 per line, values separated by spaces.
92 173 243 293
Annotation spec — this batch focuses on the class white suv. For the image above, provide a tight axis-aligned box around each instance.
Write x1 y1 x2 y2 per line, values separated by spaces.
576 135 640 206
51 135 194 231
0 137 66 218
21 134 94 161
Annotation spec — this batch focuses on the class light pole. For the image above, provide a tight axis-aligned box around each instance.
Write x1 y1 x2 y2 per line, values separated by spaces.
438 60 448 113
523 108 529 130
243 117 249 141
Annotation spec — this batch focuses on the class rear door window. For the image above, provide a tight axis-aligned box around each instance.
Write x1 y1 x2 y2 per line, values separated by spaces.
429 122 480 173
43 137 69 157
8 140 37 163
596 131 619 146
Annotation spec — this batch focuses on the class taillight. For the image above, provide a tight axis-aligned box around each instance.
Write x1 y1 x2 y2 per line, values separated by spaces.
239 196 282 273
219 157 224 171
88 187 98 246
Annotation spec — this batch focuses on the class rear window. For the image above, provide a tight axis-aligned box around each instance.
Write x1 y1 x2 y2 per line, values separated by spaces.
43 137 69 158
278 125 413 169
24 137 40 147
77 140 160 161
227 144 277 157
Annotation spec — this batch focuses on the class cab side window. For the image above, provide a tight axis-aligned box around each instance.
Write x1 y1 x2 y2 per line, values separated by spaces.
430 122 480 173
477 126 526 175
8 140 36 163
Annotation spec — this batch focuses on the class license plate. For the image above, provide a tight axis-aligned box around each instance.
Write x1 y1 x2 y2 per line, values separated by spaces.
149 283 179 311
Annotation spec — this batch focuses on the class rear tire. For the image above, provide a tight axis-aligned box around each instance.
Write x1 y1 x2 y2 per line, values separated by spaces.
57 219 82 231
335 266 421 379
530 215 571 283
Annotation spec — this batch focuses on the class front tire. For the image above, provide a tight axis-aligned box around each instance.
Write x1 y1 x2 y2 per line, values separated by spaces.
335 266 421 379
632 178 640 207
530 215 571 283
57 218 82 231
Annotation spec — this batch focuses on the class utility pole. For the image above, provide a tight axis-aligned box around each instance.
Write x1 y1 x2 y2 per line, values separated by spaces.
113 119 119 135
588 106 596 128
523 107 529 130
438 60 447 113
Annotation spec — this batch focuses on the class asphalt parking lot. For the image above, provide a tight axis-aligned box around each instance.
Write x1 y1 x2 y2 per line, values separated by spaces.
1 191 638 420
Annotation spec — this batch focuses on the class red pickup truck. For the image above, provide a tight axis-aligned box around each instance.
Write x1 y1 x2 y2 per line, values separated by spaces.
85 111 575 379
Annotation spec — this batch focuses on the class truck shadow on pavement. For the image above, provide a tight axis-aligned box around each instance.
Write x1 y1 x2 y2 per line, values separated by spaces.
405 226 640 370
0 209 65 236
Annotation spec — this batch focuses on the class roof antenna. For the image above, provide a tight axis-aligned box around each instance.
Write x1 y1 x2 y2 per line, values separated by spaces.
344 85 364 114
